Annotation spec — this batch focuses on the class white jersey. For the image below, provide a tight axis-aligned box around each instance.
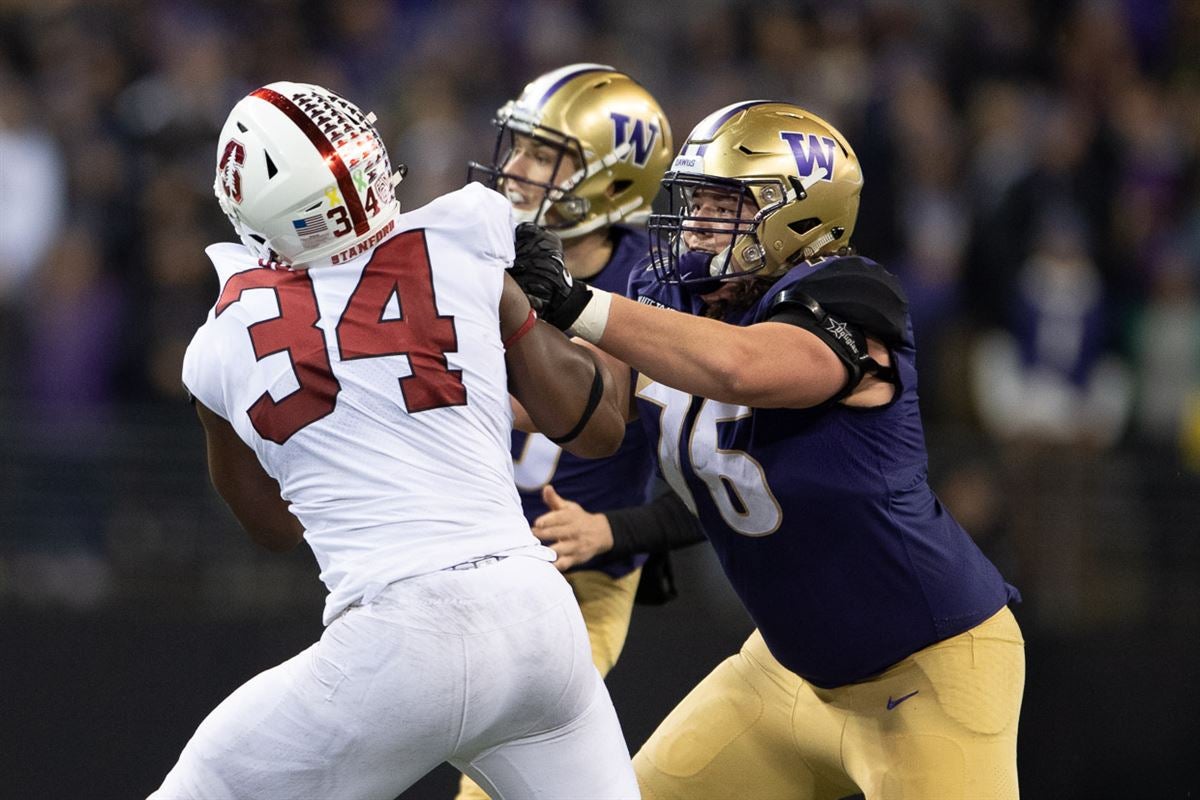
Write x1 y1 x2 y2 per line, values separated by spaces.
183 183 549 624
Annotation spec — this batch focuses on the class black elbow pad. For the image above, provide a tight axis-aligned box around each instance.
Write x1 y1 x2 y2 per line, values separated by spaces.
767 257 907 398
769 290 875 398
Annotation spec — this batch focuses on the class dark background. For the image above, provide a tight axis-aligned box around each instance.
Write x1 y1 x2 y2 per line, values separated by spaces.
2 0 1199 797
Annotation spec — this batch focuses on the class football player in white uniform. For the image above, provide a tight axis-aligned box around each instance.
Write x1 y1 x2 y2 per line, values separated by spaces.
149 82 639 800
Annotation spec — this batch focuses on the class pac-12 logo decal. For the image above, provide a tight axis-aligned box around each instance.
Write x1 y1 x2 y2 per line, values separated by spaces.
218 139 247 203
610 112 660 167
778 132 837 182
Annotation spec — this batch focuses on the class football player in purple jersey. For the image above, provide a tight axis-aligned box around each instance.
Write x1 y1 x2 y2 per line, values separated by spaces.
459 63 699 800
510 101 1025 800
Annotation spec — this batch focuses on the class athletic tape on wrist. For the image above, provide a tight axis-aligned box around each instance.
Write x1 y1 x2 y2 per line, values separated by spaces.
568 288 613 344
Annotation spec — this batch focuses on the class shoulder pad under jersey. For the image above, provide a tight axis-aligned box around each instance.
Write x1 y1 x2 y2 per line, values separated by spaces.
771 256 908 346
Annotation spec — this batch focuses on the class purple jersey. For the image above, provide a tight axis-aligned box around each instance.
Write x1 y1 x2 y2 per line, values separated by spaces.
628 255 1019 687
512 226 654 578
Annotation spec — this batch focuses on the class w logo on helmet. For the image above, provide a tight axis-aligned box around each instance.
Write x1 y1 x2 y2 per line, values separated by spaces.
610 113 661 168
779 132 837 182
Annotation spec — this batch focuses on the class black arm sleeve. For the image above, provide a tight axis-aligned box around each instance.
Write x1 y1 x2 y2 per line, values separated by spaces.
604 489 706 559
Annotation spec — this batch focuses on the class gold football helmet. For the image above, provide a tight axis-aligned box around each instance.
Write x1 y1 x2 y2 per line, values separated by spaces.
649 101 863 285
469 63 673 239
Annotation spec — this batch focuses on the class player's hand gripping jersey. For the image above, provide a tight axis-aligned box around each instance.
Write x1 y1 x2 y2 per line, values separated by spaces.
629 254 1020 687
511 225 655 577
184 184 546 624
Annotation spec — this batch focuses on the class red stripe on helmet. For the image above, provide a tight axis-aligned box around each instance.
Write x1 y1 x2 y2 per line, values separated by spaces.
251 87 371 237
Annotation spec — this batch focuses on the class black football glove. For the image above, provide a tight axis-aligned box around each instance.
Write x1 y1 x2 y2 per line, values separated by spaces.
511 222 592 331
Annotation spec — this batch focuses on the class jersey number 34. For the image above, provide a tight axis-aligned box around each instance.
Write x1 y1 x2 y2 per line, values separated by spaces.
215 230 466 444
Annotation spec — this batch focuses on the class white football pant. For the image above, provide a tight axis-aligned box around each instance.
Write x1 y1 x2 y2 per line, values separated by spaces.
149 556 638 799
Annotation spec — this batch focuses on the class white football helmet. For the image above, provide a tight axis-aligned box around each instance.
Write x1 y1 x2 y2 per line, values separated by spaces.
214 81 403 267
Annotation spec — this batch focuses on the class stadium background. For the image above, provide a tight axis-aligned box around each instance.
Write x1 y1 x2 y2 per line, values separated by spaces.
1 0 1197 796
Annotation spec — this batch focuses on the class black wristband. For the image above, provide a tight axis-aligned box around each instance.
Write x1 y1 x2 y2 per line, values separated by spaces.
547 363 605 446
542 281 593 332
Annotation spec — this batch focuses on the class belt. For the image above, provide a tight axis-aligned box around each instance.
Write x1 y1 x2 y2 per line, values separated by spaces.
445 554 508 571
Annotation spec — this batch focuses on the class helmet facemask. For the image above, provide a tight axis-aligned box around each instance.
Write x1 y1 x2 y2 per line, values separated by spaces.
469 117 590 231
650 173 793 288
468 65 674 240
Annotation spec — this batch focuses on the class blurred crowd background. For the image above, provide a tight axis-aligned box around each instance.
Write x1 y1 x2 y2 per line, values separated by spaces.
1 0 1198 797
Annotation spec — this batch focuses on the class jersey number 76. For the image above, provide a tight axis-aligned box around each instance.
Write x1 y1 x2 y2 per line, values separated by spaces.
638 380 782 537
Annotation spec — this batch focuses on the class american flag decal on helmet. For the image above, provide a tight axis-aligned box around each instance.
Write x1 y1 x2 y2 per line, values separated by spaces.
293 213 329 240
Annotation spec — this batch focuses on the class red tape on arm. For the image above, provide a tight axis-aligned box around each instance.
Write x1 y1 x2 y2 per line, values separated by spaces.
503 308 538 349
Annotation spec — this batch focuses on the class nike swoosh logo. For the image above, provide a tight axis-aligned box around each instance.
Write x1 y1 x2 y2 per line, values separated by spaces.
886 690 919 710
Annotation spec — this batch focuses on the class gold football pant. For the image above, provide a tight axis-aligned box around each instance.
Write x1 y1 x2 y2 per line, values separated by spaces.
456 567 642 800
636 606 1024 800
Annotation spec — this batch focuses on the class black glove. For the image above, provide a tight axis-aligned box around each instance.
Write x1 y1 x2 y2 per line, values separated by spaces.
511 222 592 331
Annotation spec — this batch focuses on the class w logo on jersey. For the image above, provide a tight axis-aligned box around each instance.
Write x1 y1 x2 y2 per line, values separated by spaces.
779 132 837 182
610 112 660 167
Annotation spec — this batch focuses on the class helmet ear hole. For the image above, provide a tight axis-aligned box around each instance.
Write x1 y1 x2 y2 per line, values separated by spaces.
788 218 821 236
607 179 633 198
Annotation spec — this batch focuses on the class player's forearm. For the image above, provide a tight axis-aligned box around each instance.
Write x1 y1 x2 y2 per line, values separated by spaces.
509 397 535 432
596 294 840 407
605 490 706 558
506 324 624 457
501 272 625 455
195 402 304 552
228 500 305 553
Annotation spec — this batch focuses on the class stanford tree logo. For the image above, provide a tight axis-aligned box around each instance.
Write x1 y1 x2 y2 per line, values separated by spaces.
218 139 247 203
